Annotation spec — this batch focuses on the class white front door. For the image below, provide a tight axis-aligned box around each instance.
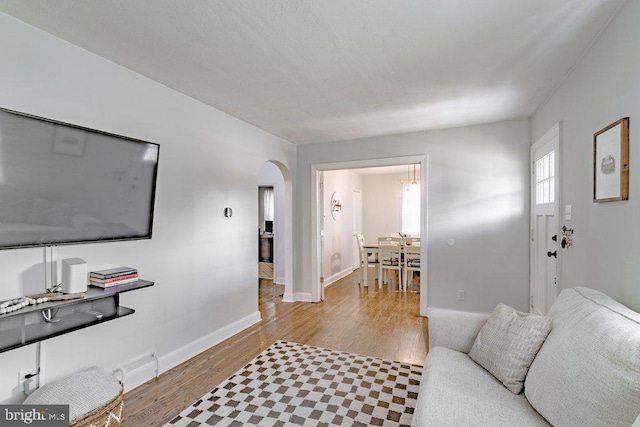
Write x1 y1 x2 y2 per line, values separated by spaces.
531 124 560 315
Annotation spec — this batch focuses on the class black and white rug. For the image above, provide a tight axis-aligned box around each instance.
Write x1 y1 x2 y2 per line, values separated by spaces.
166 341 423 426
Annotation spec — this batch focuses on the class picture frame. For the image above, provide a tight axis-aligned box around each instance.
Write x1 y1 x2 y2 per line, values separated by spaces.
593 118 629 202
52 125 87 156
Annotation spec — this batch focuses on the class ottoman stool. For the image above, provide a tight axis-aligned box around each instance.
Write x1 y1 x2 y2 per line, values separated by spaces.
23 366 123 426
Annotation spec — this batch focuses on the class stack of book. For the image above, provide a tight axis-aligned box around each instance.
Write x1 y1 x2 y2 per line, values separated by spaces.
89 267 138 288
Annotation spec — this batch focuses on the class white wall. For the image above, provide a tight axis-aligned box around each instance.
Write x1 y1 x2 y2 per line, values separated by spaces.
0 13 295 402
296 120 531 314
322 170 362 284
258 162 286 284
531 0 640 311
362 173 405 243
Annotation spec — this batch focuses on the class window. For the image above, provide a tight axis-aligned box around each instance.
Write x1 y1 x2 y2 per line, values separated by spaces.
401 182 420 235
259 186 274 234
263 187 274 221
535 151 555 205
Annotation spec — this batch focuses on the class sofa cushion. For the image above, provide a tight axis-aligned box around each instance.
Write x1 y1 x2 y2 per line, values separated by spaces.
428 309 491 353
412 347 550 427
469 303 552 394
525 287 640 426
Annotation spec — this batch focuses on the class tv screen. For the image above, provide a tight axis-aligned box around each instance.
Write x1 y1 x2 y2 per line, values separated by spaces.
0 108 160 249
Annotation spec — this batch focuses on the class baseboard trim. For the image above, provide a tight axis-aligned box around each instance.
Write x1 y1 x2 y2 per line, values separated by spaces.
282 292 315 303
293 292 313 302
323 267 353 287
118 311 262 392
425 307 491 317
282 292 295 302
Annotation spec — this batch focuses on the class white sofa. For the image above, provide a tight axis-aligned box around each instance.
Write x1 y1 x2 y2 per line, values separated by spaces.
413 287 640 426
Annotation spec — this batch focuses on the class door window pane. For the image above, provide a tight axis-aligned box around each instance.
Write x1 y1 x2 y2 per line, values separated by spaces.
535 151 556 205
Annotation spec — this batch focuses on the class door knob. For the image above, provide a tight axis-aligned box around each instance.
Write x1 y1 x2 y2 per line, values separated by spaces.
551 235 557 242
547 251 557 258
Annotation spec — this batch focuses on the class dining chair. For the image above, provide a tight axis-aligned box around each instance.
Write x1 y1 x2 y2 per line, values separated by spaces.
378 236 403 290
403 237 421 290
355 234 378 287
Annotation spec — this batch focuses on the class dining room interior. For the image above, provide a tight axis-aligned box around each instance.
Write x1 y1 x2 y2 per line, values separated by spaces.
321 163 423 295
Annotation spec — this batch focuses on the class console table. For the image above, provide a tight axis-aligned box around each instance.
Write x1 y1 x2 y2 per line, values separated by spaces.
0 280 153 354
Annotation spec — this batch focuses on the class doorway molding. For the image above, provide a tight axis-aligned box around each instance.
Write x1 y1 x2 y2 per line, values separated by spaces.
310 155 429 315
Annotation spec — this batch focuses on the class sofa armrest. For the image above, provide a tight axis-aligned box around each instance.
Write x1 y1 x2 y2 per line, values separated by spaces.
428 309 491 353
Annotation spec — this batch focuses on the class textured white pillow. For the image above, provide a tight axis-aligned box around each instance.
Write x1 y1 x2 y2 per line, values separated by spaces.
469 303 552 394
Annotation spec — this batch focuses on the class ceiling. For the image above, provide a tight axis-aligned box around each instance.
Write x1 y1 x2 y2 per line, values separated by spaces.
0 1 627 144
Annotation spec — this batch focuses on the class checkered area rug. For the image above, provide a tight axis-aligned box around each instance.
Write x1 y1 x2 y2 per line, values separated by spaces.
166 341 423 426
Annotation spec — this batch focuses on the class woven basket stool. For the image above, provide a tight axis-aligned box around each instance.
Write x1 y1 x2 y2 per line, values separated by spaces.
24 366 124 427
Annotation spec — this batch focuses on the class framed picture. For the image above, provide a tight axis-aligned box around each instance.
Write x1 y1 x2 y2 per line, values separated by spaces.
52 125 87 156
593 118 629 202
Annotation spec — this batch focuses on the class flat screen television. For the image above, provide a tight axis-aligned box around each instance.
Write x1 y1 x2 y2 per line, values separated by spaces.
0 108 160 250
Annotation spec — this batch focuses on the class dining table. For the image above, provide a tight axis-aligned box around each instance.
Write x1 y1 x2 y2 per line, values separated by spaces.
362 241 420 260
362 242 379 258
362 240 420 290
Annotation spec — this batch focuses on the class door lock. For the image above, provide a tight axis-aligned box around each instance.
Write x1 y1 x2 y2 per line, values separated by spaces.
547 251 557 258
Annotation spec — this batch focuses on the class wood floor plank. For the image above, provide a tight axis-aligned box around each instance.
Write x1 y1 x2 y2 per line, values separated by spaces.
122 271 428 426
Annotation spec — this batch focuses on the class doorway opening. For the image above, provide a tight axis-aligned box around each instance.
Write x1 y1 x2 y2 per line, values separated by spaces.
311 156 428 315
257 161 293 305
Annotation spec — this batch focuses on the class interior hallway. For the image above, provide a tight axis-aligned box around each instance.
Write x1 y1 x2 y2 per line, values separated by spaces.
123 270 428 426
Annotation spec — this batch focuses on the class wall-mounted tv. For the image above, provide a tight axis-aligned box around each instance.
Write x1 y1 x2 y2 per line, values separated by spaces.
0 108 160 250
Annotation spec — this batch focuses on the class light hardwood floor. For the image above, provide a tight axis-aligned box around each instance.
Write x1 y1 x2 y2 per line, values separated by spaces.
123 270 428 426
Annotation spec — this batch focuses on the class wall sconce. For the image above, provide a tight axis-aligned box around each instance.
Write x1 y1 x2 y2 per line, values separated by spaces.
330 192 342 220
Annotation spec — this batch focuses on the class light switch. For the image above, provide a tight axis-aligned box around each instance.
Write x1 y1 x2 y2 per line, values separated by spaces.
565 204 572 221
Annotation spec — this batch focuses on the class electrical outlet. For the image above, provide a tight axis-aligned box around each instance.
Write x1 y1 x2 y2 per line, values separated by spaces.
457 290 465 301
18 368 37 392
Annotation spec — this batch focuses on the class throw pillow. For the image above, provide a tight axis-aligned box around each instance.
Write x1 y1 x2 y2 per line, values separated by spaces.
468 302 552 394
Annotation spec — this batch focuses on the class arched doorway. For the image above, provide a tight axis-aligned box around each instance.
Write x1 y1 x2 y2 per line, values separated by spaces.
257 161 293 301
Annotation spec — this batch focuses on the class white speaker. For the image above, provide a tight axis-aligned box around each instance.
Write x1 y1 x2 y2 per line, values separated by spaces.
61 258 87 294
